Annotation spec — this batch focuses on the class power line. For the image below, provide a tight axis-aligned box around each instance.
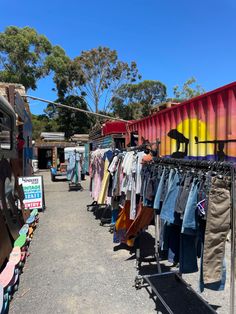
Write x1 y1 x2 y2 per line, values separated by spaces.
25 95 131 123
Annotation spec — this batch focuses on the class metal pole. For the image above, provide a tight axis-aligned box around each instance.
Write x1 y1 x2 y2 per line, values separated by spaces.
155 214 162 274
230 166 236 314
25 95 131 123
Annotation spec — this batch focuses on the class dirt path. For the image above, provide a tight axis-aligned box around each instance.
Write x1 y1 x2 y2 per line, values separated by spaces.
10 172 156 314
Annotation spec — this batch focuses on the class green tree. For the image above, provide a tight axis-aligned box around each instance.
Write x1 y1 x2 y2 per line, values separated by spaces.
31 114 59 140
51 95 93 139
111 80 167 119
45 46 74 97
173 77 205 100
54 47 141 113
33 96 93 140
0 26 69 91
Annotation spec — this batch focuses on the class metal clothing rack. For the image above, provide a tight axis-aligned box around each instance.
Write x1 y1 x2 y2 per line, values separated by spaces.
127 140 161 273
139 158 235 314
127 138 161 153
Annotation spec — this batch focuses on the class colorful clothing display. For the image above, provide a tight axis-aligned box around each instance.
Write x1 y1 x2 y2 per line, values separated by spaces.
89 150 233 293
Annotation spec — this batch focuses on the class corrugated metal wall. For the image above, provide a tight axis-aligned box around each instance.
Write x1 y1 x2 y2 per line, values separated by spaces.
128 82 236 161
91 135 113 150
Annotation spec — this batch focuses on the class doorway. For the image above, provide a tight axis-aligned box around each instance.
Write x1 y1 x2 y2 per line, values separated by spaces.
38 148 52 169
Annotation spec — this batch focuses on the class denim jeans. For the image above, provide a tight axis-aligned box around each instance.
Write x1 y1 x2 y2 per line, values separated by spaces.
168 224 181 263
160 168 172 202
140 167 148 198
153 167 166 213
181 178 199 234
197 171 212 217
174 171 186 207
179 234 198 273
160 171 181 224
143 167 161 208
146 167 161 202
175 173 193 214
141 175 148 203
111 208 119 224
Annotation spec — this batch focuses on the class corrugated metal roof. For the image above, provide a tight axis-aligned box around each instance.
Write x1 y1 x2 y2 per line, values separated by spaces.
40 132 65 141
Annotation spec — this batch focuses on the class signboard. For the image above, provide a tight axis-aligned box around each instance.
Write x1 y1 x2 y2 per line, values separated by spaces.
18 176 45 210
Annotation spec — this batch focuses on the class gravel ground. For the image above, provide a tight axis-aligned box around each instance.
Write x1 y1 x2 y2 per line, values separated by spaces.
182 241 232 314
10 171 234 314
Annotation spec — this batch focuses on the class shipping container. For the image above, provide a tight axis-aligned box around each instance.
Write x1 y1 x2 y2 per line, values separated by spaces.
127 82 236 161
102 121 127 136
89 121 127 151
90 134 126 151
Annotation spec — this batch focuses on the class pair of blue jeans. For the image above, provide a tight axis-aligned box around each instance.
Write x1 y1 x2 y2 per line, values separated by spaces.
153 167 166 213
179 234 198 273
179 177 200 273
160 170 181 224
181 178 199 234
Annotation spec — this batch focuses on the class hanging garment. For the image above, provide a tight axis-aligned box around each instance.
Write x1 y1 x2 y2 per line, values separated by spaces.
179 177 200 273
114 201 133 246
160 170 181 224
98 157 110 204
107 154 119 198
175 172 193 214
126 203 154 240
130 174 137 220
67 151 81 183
121 152 134 194
179 233 199 273
113 156 123 197
108 155 119 174
181 178 199 233
145 166 161 203
164 223 181 264
129 152 142 219
92 156 104 201
153 167 166 213
203 176 231 284
198 215 227 291
136 151 145 194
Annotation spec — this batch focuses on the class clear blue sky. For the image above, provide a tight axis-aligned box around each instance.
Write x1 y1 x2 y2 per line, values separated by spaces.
1 0 236 114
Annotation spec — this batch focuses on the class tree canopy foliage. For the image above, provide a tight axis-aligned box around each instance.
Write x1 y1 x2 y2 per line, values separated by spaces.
0 26 69 90
53 46 141 113
173 77 205 100
31 114 58 140
56 95 93 138
111 80 167 119
44 95 93 139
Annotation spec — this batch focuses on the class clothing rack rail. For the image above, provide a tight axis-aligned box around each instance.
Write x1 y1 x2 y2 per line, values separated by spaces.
150 157 233 170
144 157 236 314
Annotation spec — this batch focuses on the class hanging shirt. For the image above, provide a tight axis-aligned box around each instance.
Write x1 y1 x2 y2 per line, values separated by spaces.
136 151 145 194
121 152 134 194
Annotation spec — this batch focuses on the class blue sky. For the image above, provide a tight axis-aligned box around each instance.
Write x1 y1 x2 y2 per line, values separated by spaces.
1 0 236 114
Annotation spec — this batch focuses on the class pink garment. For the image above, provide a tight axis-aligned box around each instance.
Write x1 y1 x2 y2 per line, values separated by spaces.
92 157 104 201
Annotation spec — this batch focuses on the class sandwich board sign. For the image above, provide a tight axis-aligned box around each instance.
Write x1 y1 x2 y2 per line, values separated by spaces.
18 176 45 210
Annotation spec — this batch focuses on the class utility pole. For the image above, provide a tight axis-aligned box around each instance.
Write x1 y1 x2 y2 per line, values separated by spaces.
25 95 131 123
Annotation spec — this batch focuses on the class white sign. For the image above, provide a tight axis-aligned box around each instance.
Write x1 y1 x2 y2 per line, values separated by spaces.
18 176 44 210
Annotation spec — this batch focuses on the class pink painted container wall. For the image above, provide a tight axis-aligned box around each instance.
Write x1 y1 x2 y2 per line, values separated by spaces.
127 82 236 161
